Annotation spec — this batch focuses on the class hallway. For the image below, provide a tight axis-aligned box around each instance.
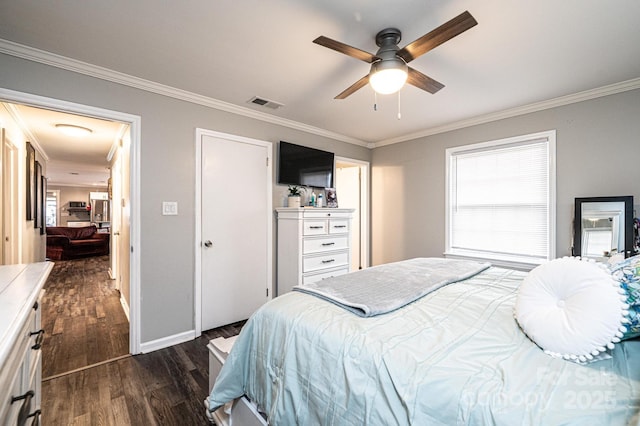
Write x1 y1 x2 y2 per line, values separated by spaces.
39 254 249 424
41 255 129 378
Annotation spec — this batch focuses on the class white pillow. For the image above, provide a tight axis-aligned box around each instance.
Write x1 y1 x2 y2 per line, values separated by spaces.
515 257 629 363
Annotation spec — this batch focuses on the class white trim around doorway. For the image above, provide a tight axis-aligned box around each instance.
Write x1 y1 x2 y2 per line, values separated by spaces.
335 156 370 269
0 87 142 355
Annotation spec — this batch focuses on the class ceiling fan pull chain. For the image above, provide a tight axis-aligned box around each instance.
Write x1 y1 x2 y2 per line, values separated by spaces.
373 91 378 111
397 90 402 120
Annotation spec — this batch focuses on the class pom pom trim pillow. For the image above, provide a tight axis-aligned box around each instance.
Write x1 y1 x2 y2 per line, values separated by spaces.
515 257 629 363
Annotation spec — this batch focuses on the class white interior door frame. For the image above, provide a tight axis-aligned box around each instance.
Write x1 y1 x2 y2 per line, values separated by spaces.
1 131 19 264
194 128 273 336
335 156 370 269
0 87 142 354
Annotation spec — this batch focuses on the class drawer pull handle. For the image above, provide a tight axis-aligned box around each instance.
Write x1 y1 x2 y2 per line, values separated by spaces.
309 226 324 229
333 225 346 228
321 242 335 246
30 329 45 350
322 259 335 264
11 390 34 426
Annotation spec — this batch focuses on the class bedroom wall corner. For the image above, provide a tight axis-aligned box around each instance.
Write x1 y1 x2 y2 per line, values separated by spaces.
371 89 640 266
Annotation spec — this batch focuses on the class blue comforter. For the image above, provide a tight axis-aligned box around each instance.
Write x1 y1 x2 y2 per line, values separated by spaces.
208 266 640 425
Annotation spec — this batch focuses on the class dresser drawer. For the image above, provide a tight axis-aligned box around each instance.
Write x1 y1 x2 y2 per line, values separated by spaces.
303 236 348 254
303 251 349 273
303 220 327 236
303 210 352 219
2 315 36 426
25 301 42 384
302 267 349 285
3 360 26 426
329 220 349 234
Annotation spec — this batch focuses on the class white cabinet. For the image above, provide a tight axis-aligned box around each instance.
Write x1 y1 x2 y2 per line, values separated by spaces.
0 262 53 426
276 208 354 295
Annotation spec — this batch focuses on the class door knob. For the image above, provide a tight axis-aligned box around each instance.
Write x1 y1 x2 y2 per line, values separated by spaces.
204 240 213 248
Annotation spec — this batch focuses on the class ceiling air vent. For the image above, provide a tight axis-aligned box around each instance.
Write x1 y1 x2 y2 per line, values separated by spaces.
247 96 284 110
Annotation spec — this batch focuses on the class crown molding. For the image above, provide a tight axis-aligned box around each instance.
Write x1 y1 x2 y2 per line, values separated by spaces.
107 123 129 163
373 77 640 148
2 39 638 151
0 39 369 148
2 102 50 161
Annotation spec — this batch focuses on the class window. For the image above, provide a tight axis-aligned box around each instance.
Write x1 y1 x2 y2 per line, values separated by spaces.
445 131 556 269
45 191 58 226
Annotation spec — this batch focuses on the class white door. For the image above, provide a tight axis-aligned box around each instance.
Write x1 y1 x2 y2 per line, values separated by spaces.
201 132 271 330
1 129 18 265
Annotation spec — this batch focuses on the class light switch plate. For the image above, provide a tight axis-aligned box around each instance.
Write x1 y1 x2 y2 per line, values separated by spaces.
162 201 178 216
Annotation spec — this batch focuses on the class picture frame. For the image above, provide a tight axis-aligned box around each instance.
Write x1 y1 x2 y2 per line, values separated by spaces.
25 142 35 220
35 161 42 228
40 176 47 234
325 188 338 208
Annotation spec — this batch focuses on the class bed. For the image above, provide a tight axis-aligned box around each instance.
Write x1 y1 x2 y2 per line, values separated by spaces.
207 258 640 425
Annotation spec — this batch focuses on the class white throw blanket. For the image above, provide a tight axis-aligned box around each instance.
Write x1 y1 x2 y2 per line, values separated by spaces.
293 257 491 317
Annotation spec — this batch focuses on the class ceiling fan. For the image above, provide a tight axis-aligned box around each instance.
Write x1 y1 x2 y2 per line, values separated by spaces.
313 11 477 99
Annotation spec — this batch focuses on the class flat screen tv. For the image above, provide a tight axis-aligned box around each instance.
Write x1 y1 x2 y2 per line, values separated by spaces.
278 141 334 188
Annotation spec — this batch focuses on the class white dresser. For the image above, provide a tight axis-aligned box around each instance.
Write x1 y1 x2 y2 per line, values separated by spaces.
276 208 354 295
0 262 53 426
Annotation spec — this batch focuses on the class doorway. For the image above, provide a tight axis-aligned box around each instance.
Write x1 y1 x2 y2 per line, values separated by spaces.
335 157 370 270
0 87 141 356
45 190 60 226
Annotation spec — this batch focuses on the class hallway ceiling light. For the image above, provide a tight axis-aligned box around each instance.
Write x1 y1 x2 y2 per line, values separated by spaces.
55 123 93 137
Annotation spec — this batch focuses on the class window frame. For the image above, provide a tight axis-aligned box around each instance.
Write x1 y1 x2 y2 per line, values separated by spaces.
444 130 556 271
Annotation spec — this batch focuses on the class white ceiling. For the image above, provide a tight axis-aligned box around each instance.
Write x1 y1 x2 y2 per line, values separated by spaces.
1 1 639 150
0 103 122 187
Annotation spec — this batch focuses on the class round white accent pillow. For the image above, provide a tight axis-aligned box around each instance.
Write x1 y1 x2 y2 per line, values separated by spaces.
515 257 628 362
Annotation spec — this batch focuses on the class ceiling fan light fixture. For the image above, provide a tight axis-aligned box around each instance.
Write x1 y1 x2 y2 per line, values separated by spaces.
369 59 408 95
55 123 93 137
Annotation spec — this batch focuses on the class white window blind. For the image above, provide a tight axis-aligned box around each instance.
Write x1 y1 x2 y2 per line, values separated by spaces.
446 131 555 267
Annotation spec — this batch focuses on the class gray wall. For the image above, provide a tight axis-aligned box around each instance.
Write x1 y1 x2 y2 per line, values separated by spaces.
0 105 47 263
49 185 108 226
371 89 640 265
0 53 370 343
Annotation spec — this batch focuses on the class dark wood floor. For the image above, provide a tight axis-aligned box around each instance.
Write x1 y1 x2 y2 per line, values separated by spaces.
41 255 245 424
41 323 244 425
41 255 129 378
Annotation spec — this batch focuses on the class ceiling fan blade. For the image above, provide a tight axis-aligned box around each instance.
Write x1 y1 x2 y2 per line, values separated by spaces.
313 36 377 63
397 11 477 63
407 67 445 94
335 75 370 99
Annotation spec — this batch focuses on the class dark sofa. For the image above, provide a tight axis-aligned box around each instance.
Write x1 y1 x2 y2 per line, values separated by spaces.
46 225 110 260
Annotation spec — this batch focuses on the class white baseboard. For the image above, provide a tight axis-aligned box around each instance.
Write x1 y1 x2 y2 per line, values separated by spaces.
120 295 130 322
140 330 196 354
